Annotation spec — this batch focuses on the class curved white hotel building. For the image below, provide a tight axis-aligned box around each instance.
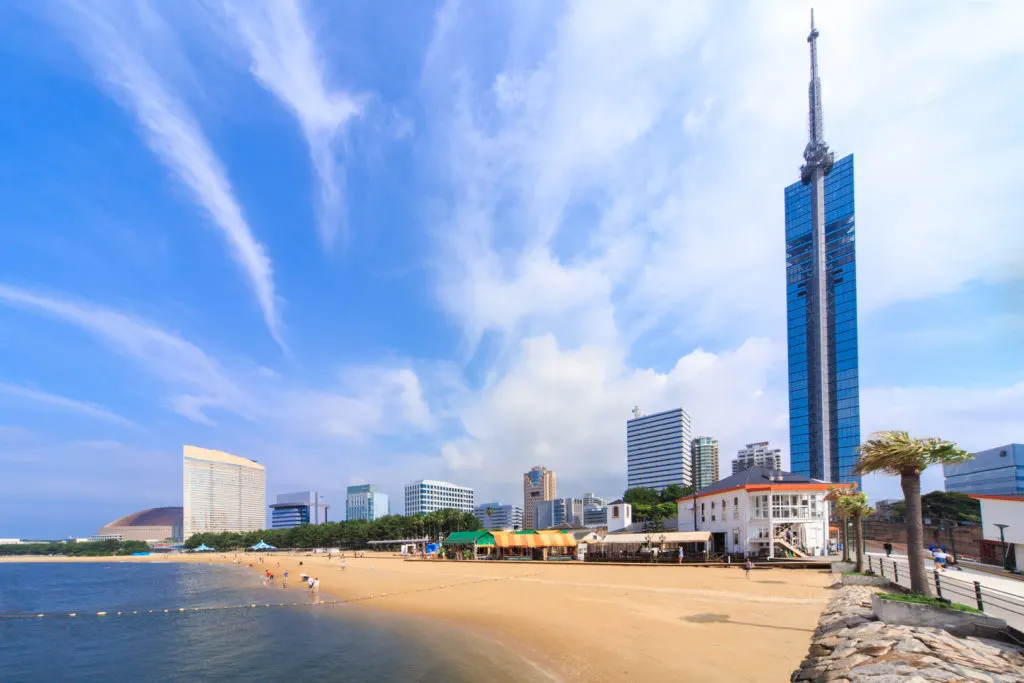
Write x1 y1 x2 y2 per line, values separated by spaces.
183 445 266 539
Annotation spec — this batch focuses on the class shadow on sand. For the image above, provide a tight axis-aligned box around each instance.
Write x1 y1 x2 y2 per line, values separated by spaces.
681 613 814 633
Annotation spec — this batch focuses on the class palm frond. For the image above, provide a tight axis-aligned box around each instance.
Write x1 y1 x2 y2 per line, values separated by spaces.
835 490 873 518
854 431 971 476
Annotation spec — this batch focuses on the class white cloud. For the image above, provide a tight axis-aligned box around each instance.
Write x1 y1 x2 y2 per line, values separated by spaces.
0 383 134 427
222 0 363 250
0 283 434 443
440 334 785 501
60 1 286 349
0 283 246 423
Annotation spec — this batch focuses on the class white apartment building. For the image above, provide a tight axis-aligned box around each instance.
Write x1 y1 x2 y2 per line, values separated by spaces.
404 479 474 515
627 407 693 491
732 441 783 475
677 466 834 558
183 445 266 539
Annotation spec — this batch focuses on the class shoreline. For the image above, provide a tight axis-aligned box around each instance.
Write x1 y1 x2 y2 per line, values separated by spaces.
1 552 830 682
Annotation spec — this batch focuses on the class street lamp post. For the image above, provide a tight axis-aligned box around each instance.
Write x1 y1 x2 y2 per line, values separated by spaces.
994 524 1011 571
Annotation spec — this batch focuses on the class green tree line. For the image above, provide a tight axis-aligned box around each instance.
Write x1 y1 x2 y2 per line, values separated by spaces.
623 484 694 529
882 491 980 525
183 509 482 550
0 539 150 556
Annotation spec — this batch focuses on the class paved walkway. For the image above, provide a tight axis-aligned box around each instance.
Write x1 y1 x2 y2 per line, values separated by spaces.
864 551 1024 631
865 551 1024 597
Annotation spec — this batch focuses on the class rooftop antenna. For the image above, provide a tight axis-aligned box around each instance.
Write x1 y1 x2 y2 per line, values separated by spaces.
800 8 834 184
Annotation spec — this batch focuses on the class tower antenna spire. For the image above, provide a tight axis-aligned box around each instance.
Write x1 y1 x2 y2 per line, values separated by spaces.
801 8 834 184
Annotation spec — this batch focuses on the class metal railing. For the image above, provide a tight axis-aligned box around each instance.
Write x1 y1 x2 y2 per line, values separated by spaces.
867 555 1024 631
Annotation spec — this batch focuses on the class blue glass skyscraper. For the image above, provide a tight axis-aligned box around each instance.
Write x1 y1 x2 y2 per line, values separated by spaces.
784 12 861 485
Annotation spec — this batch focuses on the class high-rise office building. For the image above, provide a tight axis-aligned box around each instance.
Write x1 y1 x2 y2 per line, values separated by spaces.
691 437 720 490
404 480 474 515
182 445 265 539
626 407 692 491
784 12 861 485
523 466 557 530
581 492 607 508
583 505 608 528
270 491 329 529
732 442 783 475
472 502 523 531
346 484 390 521
533 497 584 529
944 444 1024 496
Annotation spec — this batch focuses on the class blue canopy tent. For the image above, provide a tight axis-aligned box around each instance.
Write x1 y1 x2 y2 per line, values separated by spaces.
193 544 215 552
249 540 277 551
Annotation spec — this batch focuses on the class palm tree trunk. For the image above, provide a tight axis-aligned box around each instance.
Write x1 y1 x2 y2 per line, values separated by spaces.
842 515 850 562
901 472 930 596
854 513 864 573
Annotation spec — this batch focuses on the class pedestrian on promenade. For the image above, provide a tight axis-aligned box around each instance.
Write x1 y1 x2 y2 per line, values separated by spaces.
883 541 893 557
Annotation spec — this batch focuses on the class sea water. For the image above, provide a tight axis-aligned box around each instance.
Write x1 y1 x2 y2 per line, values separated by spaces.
0 562 553 682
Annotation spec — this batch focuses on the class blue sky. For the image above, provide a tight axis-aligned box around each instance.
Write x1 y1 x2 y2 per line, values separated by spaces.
1 1 1022 538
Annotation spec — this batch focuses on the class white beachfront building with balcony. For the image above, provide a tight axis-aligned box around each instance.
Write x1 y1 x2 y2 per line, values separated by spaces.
677 466 841 558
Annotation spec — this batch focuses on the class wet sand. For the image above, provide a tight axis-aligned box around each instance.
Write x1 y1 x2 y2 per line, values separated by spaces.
3 553 831 682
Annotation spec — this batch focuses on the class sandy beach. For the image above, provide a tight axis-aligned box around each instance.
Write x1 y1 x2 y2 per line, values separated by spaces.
2 553 831 682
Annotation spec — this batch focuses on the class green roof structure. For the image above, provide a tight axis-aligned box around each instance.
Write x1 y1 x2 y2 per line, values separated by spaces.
443 531 494 546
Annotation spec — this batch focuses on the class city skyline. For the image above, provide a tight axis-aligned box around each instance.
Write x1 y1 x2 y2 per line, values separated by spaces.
2 3 1021 538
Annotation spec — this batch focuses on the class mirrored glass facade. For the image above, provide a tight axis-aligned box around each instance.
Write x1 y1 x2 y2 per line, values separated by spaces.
784 154 861 485
944 444 1024 496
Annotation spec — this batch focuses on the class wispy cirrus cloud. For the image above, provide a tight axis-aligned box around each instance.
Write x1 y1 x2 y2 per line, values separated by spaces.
0 283 435 440
60 1 286 349
0 382 135 427
222 0 363 250
0 283 246 424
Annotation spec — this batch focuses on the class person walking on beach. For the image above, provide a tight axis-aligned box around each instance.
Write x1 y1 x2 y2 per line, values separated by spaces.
678 546 684 565
744 558 753 579
339 559 346 571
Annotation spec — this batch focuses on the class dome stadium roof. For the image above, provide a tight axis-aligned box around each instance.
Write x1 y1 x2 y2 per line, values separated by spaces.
105 506 182 528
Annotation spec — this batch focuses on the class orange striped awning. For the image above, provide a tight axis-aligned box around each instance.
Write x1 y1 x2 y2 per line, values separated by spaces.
492 531 576 548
